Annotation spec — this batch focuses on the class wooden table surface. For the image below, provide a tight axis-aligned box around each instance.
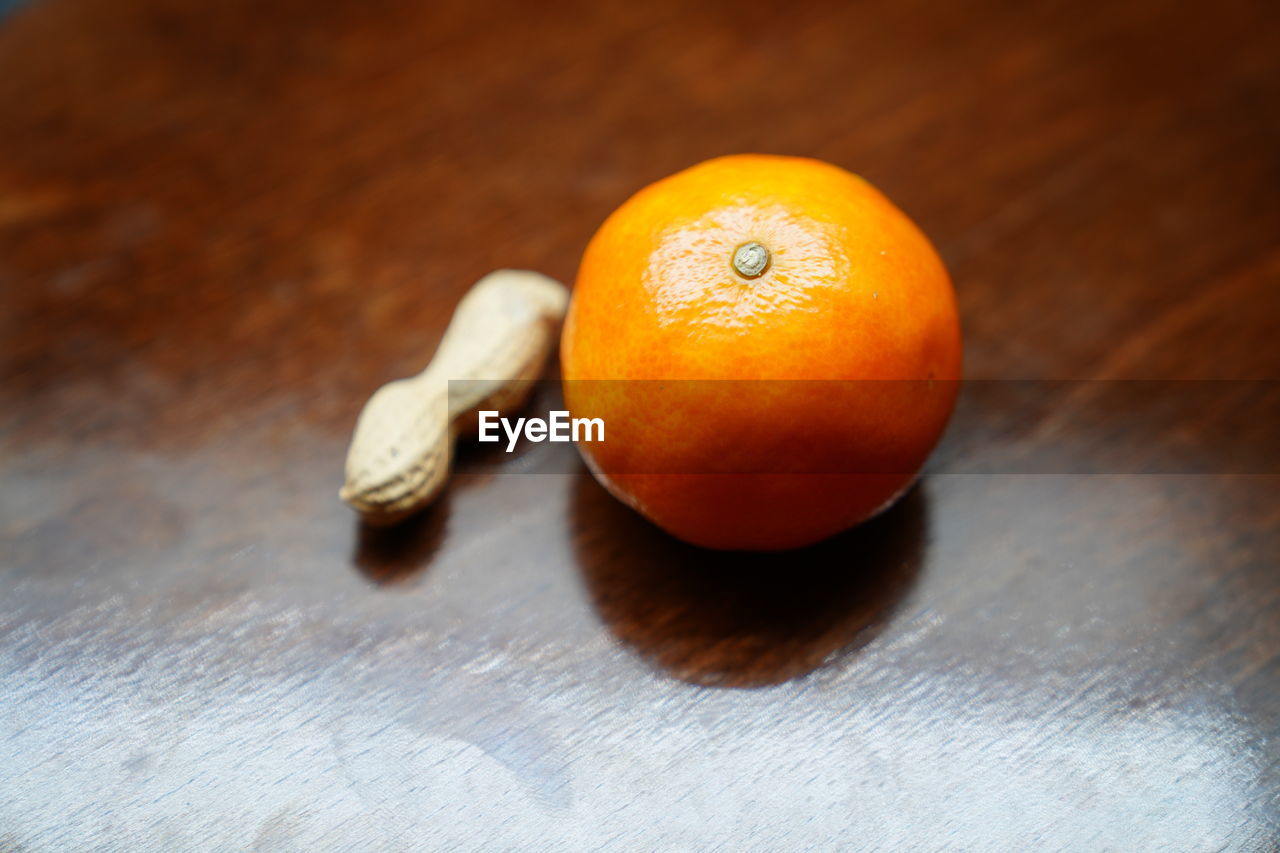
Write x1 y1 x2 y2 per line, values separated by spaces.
2 0 1278 848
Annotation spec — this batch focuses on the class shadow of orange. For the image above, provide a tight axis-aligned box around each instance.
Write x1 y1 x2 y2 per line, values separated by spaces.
571 472 926 687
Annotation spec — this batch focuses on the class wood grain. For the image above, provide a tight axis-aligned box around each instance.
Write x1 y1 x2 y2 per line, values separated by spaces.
1 0 1278 848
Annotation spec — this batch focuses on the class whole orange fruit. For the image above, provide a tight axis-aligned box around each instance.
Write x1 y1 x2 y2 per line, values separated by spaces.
562 154 962 550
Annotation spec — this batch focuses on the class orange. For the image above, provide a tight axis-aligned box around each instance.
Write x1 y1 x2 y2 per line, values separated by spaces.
561 154 962 550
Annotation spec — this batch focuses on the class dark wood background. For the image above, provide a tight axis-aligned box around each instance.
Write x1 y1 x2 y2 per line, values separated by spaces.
2 0 1278 848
